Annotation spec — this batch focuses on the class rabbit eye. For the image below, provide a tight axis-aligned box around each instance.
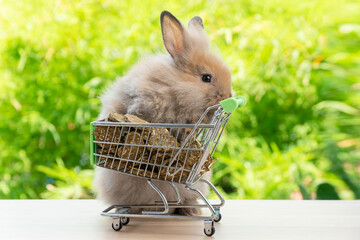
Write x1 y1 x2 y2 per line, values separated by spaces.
202 74 212 83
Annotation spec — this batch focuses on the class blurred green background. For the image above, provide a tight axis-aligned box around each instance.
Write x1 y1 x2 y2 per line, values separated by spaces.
0 0 359 200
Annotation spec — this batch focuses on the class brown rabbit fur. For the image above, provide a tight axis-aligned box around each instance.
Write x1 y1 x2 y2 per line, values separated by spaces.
94 11 232 215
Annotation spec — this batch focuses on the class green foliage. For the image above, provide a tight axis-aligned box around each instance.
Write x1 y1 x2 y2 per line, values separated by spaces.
0 0 359 200
316 183 340 200
36 158 94 199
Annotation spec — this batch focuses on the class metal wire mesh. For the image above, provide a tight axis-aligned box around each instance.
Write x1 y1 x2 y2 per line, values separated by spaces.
91 105 231 184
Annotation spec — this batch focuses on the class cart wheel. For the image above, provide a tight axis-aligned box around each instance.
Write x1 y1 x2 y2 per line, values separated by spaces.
121 217 130 225
111 218 123 231
204 226 215 236
214 213 222 222
204 220 215 237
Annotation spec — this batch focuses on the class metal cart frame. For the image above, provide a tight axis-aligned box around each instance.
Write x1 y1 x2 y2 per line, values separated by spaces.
90 96 246 236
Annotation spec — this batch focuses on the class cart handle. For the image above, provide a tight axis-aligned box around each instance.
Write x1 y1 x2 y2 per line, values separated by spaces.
166 95 246 177
220 95 247 113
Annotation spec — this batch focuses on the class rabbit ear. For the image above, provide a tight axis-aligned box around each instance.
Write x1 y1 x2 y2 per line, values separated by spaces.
160 11 187 58
188 16 203 29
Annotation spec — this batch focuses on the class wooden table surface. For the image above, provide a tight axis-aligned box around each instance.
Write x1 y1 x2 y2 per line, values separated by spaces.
0 200 359 240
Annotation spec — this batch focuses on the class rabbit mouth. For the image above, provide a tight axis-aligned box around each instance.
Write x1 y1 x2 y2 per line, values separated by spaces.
199 94 228 123
206 93 228 107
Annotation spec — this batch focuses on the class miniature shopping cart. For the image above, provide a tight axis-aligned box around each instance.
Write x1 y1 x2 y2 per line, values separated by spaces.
90 96 246 236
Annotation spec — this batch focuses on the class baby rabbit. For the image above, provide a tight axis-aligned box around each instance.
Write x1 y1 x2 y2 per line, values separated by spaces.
94 11 232 216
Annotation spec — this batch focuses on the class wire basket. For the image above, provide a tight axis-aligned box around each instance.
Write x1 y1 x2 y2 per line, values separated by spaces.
90 96 246 236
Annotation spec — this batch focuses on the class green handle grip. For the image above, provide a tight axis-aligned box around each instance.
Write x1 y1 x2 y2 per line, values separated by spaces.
220 95 247 113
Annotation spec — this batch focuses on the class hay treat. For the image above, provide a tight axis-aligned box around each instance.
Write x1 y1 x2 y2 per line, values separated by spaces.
148 128 178 148
107 112 148 124
99 159 127 171
202 156 217 172
117 144 148 162
97 155 128 171
97 146 118 159
124 114 148 124
97 147 126 170
95 112 216 178
98 154 144 173
148 148 175 163
133 128 150 141
147 154 171 167
147 128 179 158
128 167 159 178
158 162 190 182
125 114 151 133
124 113 152 136
107 112 126 122
117 132 147 161
178 139 203 169
94 125 122 147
